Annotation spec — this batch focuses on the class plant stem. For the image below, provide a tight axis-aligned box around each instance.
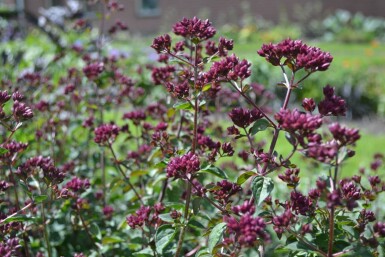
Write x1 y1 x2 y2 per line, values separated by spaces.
41 202 53 257
108 143 144 205
328 152 339 257
175 42 200 257
228 81 277 128
77 210 106 257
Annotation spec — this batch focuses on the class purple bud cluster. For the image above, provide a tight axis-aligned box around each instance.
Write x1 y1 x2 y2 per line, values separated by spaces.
275 108 322 134
228 107 262 128
272 209 295 238
13 101 33 121
258 39 333 72
94 123 120 145
123 110 146 125
172 17 216 41
318 85 347 116
278 168 300 187
151 34 172 53
126 204 165 229
329 123 360 146
205 54 251 82
166 152 200 178
82 62 104 80
210 180 242 205
64 177 91 192
226 201 270 247
17 156 64 184
0 238 19 257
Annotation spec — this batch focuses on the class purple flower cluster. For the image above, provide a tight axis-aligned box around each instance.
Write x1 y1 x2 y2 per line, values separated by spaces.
151 34 172 53
205 54 251 82
318 85 347 116
172 17 216 41
258 39 333 72
205 37 234 57
82 62 104 80
290 191 315 216
94 123 120 145
329 123 360 146
166 152 200 178
275 108 322 134
13 101 33 121
211 180 242 205
17 156 64 184
64 177 91 192
123 110 146 125
0 238 19 257
272 209 295 238
126 204 165 229
228 107 262 128
278 168 300 188
165 81 190 99
226 202 270 247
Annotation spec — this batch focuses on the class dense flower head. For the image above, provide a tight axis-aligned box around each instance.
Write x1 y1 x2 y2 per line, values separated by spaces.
258 39 333 72
218 37 234 56
165 81 190 99
329 123 360 146
0 180 10 192
278 168 300 187
64 177 91 192
232 200 255 215
302 98 316 112
228 107 262 128
318 85 347 116
272 209 295 238
172 17 216 41
307 141 338 163
166 152 200 178
2 141 28 155
151 66 175 85
0 238 19 257
226 215 269 247
82 62 104 80
13 101 33 121
151 34 172 53
126 205 152 229
205 54 251 82
0 90 11 104
211 180 242 205
374 222 385 237
17 156 64 184
340 179 361 210
123 110 146 125
94 123 120 145
290 191 315 216
275 108 322 134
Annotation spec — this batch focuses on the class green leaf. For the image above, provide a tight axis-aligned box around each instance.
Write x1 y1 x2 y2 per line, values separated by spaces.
158 213 174 223
34 195 48 204
251 176 274 206
173 101 193 111
132 248 154 257
1 215 34 224
155 224 176 253
236 171 256 185
249 119 270 136
89 223 102 240
202 84 212 92
200 165 228 179
102 236 125 244
208 222 226 253
0 147 9 154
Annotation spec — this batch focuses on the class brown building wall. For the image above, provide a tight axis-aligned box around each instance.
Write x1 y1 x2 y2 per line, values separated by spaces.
103 0 385 35
5 0 384 35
